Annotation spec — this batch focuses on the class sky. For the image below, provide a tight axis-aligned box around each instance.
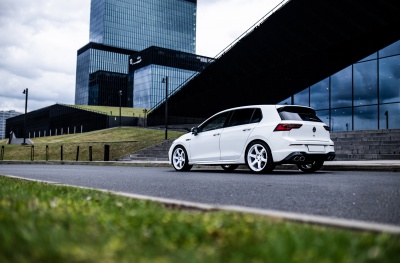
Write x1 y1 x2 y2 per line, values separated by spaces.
0 0 284 113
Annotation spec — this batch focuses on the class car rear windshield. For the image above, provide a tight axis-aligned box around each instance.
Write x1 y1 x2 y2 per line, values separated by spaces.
278 106 322 122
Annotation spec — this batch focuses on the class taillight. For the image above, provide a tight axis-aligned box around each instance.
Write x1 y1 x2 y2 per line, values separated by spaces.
324 125 330 131
273 123 302 131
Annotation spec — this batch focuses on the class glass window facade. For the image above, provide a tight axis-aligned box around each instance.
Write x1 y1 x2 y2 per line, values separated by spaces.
76 0 198 107
89 0 196 54
75 44 133 105
133 65 199 109
1 110 22 139
279 40 400 131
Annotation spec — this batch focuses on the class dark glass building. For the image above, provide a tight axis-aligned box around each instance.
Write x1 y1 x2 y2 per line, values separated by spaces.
279 40 400 131
129 46 212 109
75 0 198 107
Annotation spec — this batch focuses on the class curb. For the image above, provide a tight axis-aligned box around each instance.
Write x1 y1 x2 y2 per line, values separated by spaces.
1 160 400 172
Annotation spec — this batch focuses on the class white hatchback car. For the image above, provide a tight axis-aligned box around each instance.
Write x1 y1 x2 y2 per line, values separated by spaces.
168 105 335 173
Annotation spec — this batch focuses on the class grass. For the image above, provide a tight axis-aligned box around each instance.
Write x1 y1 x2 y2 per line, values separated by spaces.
1 176 399 263
0 127 184 161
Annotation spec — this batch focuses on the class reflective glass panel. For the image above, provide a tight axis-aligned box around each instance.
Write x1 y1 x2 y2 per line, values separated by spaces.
379 103 400 129
354 60 377 106
310 78 329 110
379 56 400 103
279 97 291 105
293 88 309 106
331 66 352 108
354 105 378 130
331 108 352 131
358 52 377 62
379 40 400 58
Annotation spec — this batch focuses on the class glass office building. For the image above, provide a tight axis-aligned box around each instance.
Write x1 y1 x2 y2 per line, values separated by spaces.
90 0 196 53
0 110 22 139
75 0 197 106
130 46 212 109
280 40 400 131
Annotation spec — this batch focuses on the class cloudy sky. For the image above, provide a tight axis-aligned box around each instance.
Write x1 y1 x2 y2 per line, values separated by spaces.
0 0 283 113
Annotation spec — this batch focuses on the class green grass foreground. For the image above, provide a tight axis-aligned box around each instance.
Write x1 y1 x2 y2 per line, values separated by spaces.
0 127 184 161
1 176 399 263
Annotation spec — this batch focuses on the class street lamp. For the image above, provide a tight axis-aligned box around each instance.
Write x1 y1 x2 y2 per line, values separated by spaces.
22 88 28 145
162 76 169 140
118 90 122 127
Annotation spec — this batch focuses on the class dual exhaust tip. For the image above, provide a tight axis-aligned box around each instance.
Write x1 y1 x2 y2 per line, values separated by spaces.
293 156 306 162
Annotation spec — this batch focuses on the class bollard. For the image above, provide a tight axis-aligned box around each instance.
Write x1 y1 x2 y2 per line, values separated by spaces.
104 145 110 161
1 146 4 160
31 145 34 161
76 146 80 161
46 145 49 161
89 146 93 161
60 145 63 161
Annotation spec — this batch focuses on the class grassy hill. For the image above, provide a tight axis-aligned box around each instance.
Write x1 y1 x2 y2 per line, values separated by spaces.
0 127 184 161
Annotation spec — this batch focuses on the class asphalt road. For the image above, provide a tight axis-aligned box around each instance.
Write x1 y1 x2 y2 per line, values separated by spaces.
1 164 399 226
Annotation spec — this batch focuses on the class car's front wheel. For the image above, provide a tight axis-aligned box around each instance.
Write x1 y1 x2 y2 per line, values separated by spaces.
246 141 275 173
221 164 239 171
297 161 324 173
172 146 193 171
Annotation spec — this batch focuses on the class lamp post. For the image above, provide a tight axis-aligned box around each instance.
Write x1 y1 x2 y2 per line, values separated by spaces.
118 90 122 127
384 111 389 129
162 76 168 140
22 88 28 145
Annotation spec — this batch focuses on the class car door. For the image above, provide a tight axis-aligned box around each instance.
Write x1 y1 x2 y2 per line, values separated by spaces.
189 111 230 163
219 108 262 160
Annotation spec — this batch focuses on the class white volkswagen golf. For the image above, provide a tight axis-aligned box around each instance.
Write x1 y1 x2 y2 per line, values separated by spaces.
168 105 335 173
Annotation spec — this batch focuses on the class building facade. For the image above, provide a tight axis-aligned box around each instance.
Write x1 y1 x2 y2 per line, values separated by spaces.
129 46 212 109
75 0 198 107
279 40 400 131
0 110 22 140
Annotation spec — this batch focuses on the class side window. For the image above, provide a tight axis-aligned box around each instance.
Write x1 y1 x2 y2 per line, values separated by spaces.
227 108 256 127
200 111 230 132
250 108 262 123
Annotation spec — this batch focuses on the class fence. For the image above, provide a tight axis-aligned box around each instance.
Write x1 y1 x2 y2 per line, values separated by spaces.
0 140 162 162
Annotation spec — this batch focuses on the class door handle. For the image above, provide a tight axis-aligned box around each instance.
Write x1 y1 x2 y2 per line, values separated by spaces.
213 133 220 136
243 129 251 131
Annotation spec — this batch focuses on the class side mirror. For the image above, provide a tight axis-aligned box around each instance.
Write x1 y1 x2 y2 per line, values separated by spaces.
191 127 198 136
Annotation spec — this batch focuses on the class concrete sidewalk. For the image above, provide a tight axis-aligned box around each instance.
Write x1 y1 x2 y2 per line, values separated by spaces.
1 160 399 172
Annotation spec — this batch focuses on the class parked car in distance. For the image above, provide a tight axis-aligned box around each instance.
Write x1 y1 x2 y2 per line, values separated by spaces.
169 105 335 173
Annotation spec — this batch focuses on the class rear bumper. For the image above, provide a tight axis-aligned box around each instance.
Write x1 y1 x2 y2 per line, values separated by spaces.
277 151 336 165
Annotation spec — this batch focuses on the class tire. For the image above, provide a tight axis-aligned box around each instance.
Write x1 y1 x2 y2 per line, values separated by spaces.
221 164 239 171
245 141 275 173
297 161 324 173
171 146 193 171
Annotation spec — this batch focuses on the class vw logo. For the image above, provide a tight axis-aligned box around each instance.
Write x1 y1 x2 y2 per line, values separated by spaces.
312 127 316 133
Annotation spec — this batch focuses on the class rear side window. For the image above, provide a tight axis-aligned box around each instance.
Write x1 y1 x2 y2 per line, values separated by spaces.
226 108 263 127
278 106 322 122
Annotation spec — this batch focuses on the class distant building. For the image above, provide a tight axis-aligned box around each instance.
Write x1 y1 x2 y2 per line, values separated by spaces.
0 110 22 140
74 0 203 108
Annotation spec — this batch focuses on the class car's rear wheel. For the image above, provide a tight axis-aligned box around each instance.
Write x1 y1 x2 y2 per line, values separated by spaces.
221 164 239 171
297 161 324 173
172 146 193 171
246 141 275 173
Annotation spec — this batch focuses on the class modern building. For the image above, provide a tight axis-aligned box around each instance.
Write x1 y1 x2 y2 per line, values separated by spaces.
75 0 199 108
148 0 400 132
279 40 400 131
0 110 22 140
129 46 212 109
5 104 139 140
